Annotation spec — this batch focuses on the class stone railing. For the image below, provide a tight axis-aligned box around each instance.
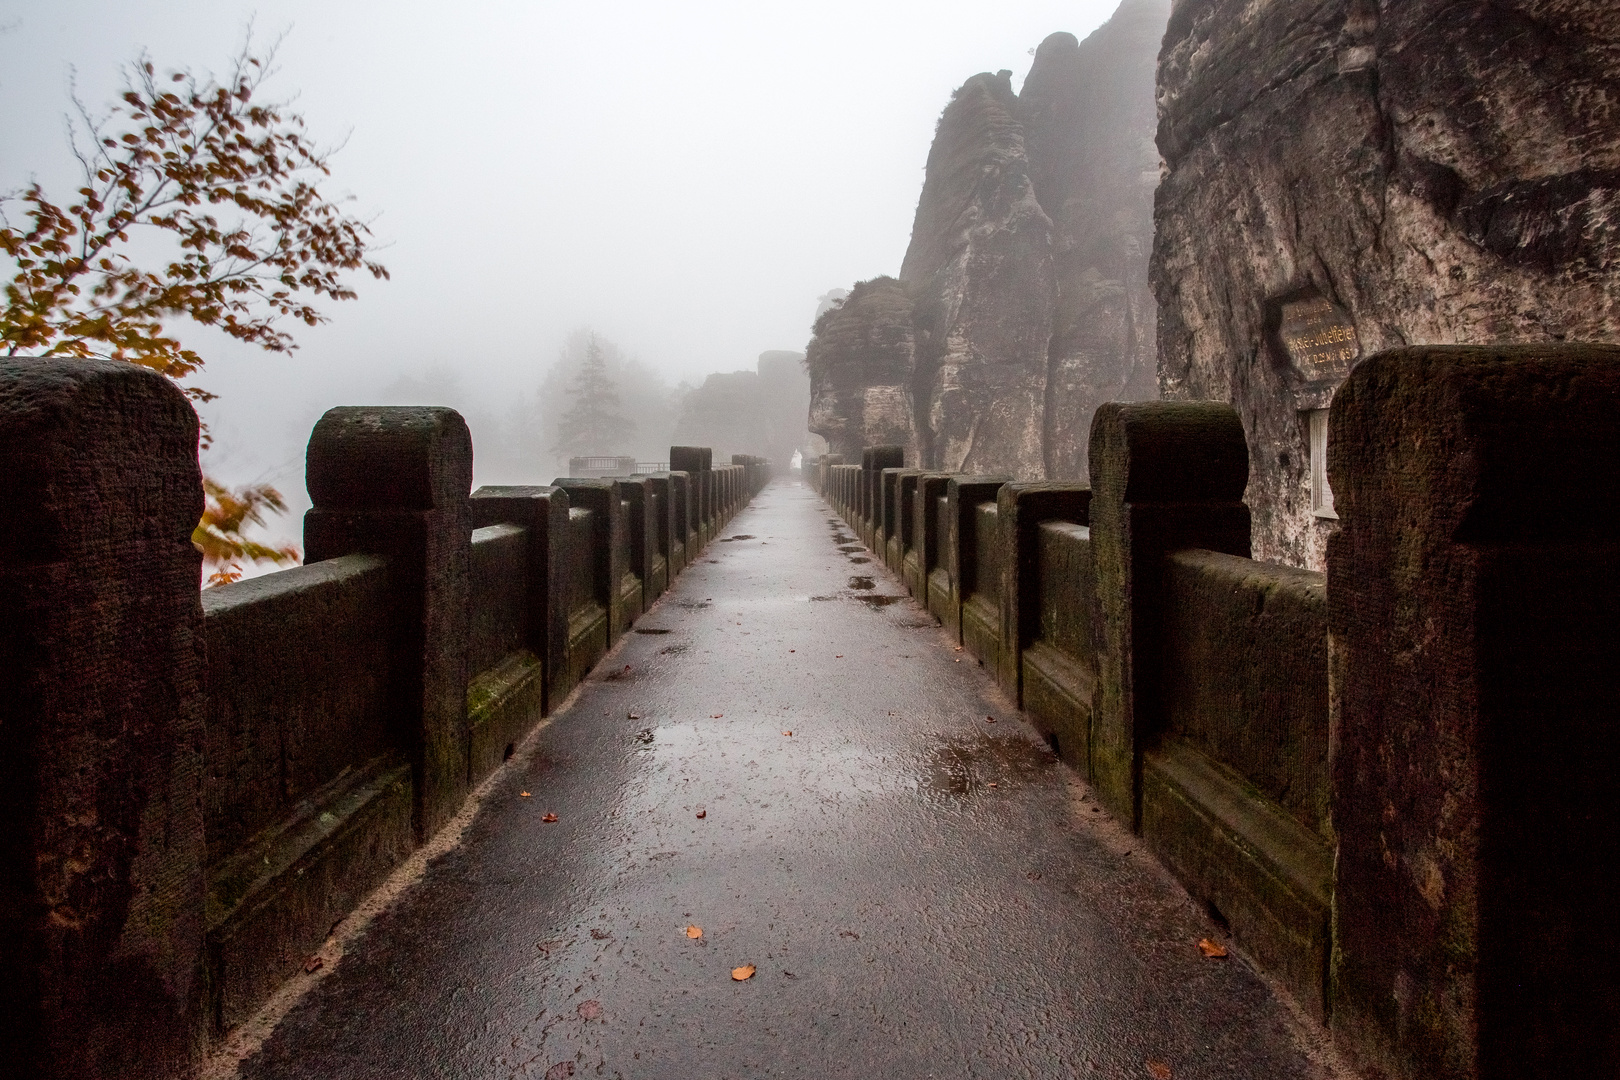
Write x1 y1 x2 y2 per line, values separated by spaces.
0 358 771 1080
814 344 1620 1080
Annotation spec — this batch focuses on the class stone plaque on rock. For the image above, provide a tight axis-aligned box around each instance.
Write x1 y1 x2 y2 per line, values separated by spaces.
1270 291 1361 410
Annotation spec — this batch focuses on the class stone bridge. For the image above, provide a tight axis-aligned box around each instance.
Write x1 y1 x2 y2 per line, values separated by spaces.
3 346 1618 1080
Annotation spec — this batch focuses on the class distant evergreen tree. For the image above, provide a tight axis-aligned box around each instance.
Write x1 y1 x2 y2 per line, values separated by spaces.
550 334 635 457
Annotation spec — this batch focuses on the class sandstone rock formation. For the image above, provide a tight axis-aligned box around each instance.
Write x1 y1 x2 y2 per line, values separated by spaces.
1019 11 1163 476
806 276 918 462
807 0 1167 479
672 351 813 465
901 70 1054 476
1154 0 1620 569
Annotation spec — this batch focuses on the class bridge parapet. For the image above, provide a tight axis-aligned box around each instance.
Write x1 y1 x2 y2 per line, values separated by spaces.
823 345 1620 1073
0 356 747 1079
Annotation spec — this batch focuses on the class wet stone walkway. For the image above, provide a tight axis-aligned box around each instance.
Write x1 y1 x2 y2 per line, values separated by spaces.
239 480 1333 1080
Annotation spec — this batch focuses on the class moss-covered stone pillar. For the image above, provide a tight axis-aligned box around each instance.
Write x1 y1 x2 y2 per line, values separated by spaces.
470 486 570 714
552 478 629 643
994 482 1092 701
1087 401 1250 827
305 406 472 842
0 358 208 1079
1327 345 1620 1080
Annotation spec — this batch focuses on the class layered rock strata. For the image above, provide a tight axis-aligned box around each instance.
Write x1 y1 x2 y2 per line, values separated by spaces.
1154 0 1620 568
808 0 1166 479
806 277 919 462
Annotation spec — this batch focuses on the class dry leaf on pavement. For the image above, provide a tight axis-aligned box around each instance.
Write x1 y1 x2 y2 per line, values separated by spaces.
731 964 756 981
303 955 324 974
520 791 531 798
696 809 707 819
782 730 793 737
686 925 703 939
1197 938 1228 958
541 812 559 823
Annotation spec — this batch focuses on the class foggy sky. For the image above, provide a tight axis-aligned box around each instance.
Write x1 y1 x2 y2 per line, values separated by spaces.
0 0 1121 498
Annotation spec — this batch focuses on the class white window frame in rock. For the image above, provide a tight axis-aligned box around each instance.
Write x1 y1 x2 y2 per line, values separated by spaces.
1309 408 1337 519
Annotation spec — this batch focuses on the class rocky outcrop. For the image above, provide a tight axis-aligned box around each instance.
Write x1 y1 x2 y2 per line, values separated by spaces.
806 277 918 461
1154 0 1620 568
672 351 813 465
807 0 1167 480
901 71 1054 476
1020 11 1163 477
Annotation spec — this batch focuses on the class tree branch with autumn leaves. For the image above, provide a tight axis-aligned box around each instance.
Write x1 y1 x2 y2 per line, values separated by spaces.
0 34 388 584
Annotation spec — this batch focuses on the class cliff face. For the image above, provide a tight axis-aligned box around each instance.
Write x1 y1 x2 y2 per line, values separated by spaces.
1154 0 1620 568
806 277 917 462
807 0 1167 479
1019 10 1163 478
901 71 1054 477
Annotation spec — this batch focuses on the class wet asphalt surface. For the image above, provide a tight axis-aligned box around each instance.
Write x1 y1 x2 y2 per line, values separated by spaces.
239 479 1328 1080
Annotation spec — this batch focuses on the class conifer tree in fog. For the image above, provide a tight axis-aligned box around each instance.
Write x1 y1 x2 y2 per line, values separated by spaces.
550 334 635 457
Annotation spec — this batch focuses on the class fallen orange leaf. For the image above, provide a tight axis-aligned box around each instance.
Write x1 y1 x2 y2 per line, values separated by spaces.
782 730 793 737
835 654 843 658
1197 938 1228 958
985 716 996 723
696 809 707 819
711 713 724 718
686 925 703 939
1147 1061 1173 1079
520 791 532 797
731 964 756 981
541 812 559 823
303 955 324 974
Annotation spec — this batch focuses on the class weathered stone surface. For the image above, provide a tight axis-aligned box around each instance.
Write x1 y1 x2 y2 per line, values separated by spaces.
1020 6 1166 478
806 277 917 461
902 69 1054 478
1087 401 1251 826
0 358 207 1079
1326 345 1620 1080
1154 0 1620 569
305 406 473 842
470 486 571 713
808 1 1166 479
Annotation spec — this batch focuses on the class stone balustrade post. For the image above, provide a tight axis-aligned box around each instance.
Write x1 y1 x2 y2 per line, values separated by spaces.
552 478 629 643
994 482 1092 701
0 358 208 1079
304 406 473 842
1326 345 1620 1080
470 486 570 714
1087 401 1251 827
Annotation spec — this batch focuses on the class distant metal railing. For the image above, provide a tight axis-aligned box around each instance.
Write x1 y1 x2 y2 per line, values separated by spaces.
565 456 673 477
568 455 638 477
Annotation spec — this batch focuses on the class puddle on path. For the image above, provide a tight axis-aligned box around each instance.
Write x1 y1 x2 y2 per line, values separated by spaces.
917 733 1056 806
634 627 672 635
848 576 875 590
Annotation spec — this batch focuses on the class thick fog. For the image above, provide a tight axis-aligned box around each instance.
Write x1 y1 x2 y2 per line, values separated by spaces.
0 0 1119 550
